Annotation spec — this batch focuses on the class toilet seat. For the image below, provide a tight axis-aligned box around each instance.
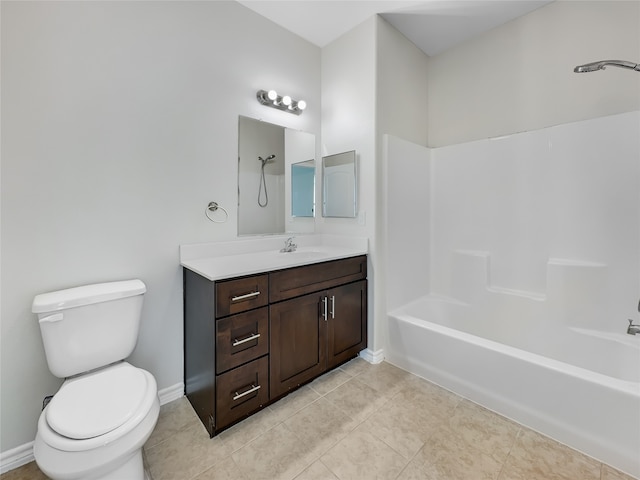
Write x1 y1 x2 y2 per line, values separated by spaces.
38 362 158 452
47 365 147 440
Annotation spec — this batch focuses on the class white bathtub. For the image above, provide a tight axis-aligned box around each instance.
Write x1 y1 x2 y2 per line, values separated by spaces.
386 295 640 478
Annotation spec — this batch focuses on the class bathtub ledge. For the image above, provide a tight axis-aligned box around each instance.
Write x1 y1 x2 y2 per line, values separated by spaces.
547 258 607 267
486 285 546 301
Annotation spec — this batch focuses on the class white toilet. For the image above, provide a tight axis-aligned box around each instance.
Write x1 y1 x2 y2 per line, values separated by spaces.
32 279 160 480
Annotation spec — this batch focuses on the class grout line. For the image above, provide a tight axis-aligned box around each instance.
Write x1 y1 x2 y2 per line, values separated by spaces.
495 426 522 480
317 457 340 480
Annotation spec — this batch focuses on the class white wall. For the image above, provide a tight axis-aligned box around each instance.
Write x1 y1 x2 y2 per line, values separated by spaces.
320 18 378 349
1 0 320 454
376 17 429 148
320 18 376 238
427 0 640 147
376 17 430 349
320 15 429 354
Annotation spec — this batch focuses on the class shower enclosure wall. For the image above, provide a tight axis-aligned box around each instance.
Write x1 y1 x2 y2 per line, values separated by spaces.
383 111 640 477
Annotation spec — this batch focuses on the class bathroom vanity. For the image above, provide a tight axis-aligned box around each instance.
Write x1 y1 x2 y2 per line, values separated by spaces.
181 236 367 437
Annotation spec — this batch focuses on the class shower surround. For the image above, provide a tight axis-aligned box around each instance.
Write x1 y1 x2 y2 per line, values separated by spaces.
383 111 640 477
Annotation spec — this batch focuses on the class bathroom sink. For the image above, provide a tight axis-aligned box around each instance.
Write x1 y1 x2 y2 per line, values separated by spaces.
277 249 325 260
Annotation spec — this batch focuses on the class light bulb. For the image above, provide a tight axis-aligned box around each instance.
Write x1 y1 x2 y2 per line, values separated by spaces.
282 95 292 107
267 90 278 101
297 100 307 111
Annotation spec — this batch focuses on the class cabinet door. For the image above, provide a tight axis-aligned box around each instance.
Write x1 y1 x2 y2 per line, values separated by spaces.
327 280 367 370
270 292 327 399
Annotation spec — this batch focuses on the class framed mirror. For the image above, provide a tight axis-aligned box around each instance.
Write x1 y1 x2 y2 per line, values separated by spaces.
237 116 315 235
322 150 357 218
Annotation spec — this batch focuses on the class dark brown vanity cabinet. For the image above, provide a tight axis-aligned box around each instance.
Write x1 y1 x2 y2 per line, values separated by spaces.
184 255 367 437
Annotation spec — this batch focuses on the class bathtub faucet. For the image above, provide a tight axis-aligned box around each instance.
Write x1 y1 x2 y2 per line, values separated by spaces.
627 319 640 336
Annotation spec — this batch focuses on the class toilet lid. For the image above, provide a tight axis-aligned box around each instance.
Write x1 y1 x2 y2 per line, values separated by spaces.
46 365 148 440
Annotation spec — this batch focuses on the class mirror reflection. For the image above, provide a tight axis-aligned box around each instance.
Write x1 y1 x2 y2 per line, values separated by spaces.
291 160 315 217
237 116 316 236
322 150 357 218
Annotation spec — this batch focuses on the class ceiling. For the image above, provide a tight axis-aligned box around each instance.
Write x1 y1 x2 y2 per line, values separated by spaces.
238 0 553 57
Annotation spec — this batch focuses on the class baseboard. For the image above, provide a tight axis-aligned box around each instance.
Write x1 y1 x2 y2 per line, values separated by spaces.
158 382 184 406
359 348 385 364
0 441 34 474
0 382 185 475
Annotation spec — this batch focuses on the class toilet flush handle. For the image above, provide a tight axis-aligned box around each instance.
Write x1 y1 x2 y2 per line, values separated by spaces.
39 313 63 323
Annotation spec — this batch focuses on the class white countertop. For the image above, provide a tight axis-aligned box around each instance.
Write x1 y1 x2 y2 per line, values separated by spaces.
180 234 368 281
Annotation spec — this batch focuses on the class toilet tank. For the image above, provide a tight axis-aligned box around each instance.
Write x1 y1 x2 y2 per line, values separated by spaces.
32 279 146 378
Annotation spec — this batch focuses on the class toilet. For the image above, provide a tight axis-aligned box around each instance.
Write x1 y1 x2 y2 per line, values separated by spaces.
32 279 160 480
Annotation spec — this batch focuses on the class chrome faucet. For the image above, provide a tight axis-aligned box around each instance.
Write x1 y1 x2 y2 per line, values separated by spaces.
280 237 297 253
628 300 640 336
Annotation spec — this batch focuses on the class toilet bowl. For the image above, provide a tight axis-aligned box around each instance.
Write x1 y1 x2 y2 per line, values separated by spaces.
34 362 159 480
32 280 159 480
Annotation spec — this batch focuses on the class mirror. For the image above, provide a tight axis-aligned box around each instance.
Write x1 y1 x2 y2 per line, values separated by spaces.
237 116 316 236
322 150 357 218
291 160 315 217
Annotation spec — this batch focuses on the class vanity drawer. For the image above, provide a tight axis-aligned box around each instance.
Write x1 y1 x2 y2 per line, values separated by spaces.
216 307 269 374
269 255 367 302
216 356 269 430
216 274 269 317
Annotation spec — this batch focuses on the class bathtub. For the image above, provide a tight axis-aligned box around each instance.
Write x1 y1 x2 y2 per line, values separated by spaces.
386 295 640 478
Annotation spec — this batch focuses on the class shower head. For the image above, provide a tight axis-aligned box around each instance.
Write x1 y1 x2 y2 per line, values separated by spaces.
258 154 276 165
574 60 640 73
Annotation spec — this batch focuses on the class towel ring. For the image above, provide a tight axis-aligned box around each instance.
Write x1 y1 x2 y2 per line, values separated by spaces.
205 201 229 223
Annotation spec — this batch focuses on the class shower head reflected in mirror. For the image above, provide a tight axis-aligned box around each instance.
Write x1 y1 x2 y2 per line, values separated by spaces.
258 154 276 166
257 154 276 207
574 60 640 73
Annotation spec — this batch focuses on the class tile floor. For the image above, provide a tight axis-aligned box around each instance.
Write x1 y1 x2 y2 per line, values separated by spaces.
2 359 637 480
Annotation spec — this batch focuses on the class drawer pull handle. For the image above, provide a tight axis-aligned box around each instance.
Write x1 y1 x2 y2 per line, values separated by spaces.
233 384 261 401
330 295 335 319
231 291 260 302
232 333 261 347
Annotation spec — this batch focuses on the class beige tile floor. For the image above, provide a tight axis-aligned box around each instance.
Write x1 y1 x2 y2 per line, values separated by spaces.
2 359 637 480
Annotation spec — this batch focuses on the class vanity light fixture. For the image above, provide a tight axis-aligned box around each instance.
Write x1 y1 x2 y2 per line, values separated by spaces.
256 89 306 115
